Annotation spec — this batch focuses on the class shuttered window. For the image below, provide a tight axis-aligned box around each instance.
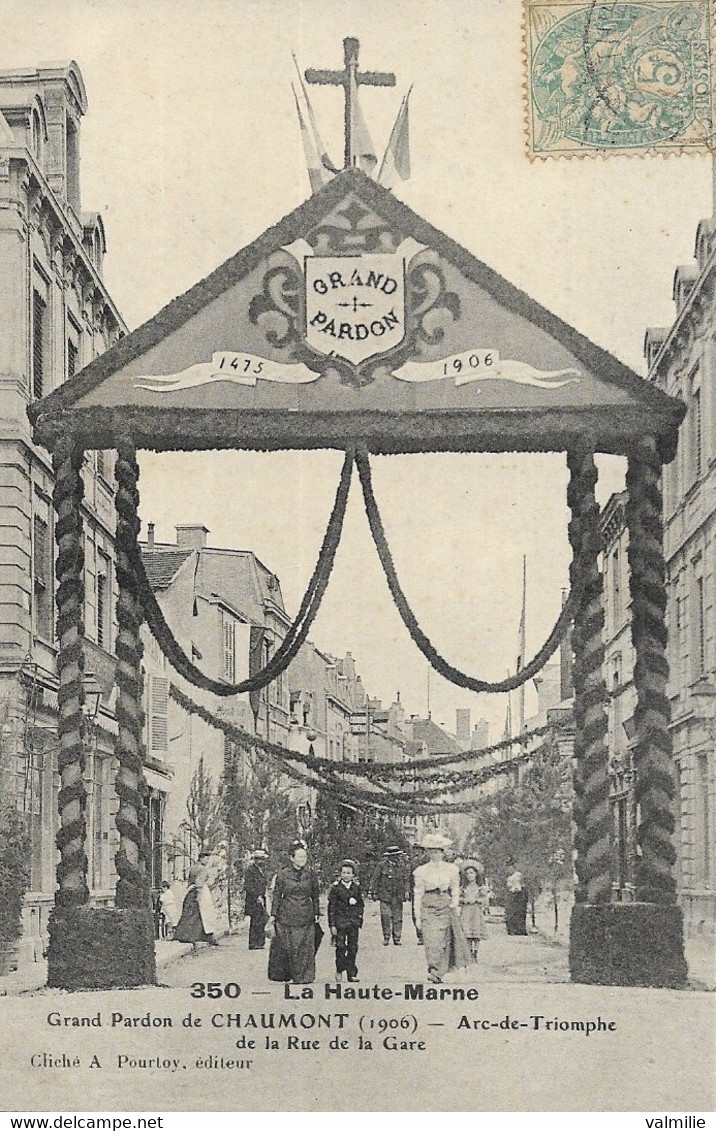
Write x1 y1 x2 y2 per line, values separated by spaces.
96 551 111 649
149 675 169 755
223 616 236 682
33 513 53 639
33 291 46 399
67 338 78 381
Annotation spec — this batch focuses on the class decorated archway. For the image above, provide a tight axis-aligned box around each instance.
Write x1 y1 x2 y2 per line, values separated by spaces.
30 135 686 990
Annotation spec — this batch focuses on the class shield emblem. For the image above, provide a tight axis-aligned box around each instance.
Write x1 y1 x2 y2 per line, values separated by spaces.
305 254 406 366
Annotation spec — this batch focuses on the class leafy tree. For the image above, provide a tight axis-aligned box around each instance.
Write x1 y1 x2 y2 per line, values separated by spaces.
220 746 299 923
462 737 574 918
309 795 409 889
0 806 31 958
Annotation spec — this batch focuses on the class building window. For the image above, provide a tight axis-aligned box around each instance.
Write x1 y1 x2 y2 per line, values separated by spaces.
693 384 702 480
148 675 169 756
67 338 78 381
612 546 621 628
697 754 711 886
30 108 42 159
32 513 53 640
223 616 236 682
32 290 47 399
96 551 111 649
696 573 706 674
273 669 283 708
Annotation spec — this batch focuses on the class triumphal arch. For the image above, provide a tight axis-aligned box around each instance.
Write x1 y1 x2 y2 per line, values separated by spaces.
30 45 686 991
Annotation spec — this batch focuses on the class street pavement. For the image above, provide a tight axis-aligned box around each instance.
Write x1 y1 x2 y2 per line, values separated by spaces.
1 905 714 1112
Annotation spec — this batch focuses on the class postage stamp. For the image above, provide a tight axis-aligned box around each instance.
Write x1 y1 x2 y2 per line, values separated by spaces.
524 0 715 156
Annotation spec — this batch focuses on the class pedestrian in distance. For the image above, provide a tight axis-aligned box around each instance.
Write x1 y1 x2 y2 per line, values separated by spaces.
328 859 364 982
459 861 487 962
370 845 410 946
158 881 179 939
413 833 472 983
244 849 269 950
504 866 529 936
267 840 321 984
174 854 220 948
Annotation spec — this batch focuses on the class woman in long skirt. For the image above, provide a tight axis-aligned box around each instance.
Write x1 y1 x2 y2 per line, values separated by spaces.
413 834 472 983
504 869 529 936
267 841 320 984
174 858 220 947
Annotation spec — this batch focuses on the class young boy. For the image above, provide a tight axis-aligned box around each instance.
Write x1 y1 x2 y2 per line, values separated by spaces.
328 860 364 982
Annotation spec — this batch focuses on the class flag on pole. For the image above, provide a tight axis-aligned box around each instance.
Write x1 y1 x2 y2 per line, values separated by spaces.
291 84 332 195
502 682 513 742
292 54 339 176
350 77 378 175
516 556 527 734
378 87 412 187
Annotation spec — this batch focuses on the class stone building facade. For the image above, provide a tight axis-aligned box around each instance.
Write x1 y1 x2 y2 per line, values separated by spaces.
643 184 716 936
139 524 297 880
0 63 125 960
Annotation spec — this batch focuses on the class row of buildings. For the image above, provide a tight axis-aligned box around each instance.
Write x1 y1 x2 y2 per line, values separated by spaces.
0 62 713 967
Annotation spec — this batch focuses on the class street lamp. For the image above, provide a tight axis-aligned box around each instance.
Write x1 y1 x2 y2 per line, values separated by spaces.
82 672 102 723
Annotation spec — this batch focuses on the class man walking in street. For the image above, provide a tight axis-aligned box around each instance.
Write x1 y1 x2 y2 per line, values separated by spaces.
244 849 269 950
370 845 409 946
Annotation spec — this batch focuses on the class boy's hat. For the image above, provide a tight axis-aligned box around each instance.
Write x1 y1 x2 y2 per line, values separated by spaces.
340 858 358 871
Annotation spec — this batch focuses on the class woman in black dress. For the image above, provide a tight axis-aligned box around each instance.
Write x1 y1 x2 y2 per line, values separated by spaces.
504 869 529 936
267 841 320 983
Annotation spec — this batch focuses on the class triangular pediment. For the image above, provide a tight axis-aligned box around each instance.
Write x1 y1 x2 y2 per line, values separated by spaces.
29 169 683 457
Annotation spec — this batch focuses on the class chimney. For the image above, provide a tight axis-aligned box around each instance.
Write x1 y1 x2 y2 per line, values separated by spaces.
456 708 471 744
176 524 209 550
147 523 155 548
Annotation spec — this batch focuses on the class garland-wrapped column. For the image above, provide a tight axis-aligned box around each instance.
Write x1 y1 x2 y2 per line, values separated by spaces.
52 436 89 907
114 439 151 908
47 437 155 989
570 435 686 988
625 436 678 903
566 447 610 905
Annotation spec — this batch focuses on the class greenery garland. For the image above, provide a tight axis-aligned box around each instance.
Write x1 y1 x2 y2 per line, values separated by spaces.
114 441 152 909
126 448 353 696
169 683 554 816
52 437 90 908
355 447 578 694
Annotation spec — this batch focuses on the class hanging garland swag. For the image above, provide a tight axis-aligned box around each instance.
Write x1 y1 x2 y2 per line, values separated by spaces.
170 683 563 814
132 446 578 699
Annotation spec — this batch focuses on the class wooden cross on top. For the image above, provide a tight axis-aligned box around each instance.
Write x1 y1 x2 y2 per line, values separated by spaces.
305 38 396 171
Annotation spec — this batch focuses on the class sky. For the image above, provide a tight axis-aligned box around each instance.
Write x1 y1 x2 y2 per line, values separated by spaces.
5 0 713 740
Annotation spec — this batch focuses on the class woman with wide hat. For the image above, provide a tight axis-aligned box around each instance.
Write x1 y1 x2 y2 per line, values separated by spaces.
412 834 471 982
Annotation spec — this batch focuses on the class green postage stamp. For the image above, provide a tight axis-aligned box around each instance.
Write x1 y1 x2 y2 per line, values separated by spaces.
525 0 714 155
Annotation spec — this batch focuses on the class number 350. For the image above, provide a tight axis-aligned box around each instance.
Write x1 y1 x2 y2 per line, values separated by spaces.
190 981 241 999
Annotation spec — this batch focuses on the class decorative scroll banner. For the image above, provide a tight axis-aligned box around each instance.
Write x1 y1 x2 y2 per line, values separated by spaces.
392 350 582 387
134 352 319 391
134 349 582 392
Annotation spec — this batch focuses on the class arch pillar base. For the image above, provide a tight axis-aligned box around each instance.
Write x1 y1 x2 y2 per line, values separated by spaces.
46 906 156 991
569 903 687 988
